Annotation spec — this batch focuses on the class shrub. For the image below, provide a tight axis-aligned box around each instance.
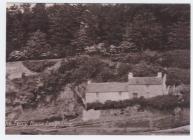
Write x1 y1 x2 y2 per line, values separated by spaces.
23 60 56 72
166 67 190 85
131 61 164 77
58 56 116 84
86 95 189 111
155 50 190 69
95 67 115 82
117 63 131 76
122 53 144 64
146 95 179 110
179 87 190 108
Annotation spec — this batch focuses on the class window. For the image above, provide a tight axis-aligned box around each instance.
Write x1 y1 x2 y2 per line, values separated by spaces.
96 92 99 97
140 96 144 99
96 92 99 102
133 92 138 98
146 85 150 92
146 92 150 98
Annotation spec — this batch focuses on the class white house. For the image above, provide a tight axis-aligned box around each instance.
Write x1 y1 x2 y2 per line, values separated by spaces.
85 72 168 104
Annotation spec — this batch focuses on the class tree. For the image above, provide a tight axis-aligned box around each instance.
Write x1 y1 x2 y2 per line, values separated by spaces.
25 30 50 58
70 21 93 54
119 23 137 52
6 5 25 58
20 3 32 43
6 4 190 60
128 10 163 51
166 67 190 85
168 20 190 49
47 4 80 56
86 4 126 45
30 3 49 33
96 67 115 82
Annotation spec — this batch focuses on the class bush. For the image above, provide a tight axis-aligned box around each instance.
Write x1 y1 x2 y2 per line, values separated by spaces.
8 50 28 61
122 53 144 64
95 67 115 82
155 50 190 69
166 67 190 85
87 95 189 111
58 56 116 84
146 95 179 110
179 87 190 108
131 61 164 77
87 98 145 110
23 60 56 72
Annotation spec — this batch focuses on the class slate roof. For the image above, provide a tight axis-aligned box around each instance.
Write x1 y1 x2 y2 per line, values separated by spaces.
86 82 128 93
86 77 163 93
128 77 162 85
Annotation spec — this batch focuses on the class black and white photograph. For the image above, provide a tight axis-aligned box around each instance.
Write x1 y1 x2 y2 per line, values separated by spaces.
5 1 190 135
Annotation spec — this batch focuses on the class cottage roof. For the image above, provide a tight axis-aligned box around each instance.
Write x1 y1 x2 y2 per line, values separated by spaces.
128 77 162 85
86 77 163 93
86 82 128 93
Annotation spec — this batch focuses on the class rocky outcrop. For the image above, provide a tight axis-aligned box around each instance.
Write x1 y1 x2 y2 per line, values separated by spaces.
6 77 83 124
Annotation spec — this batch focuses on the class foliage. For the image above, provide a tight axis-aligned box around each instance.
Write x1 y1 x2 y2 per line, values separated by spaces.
95 67 115 82
8 51 28 61
24 30 51 59
58 56 114 84
6 4 190 61
115 63 132 81
131 61 163 77
147 95 179 110
11 51 190 109
180 88 190 108
70 19 93 54
166 68 190 85
168 20 190 49
155 50 190 69
47 4 80 56
126 11 163 51
27 50 190 89
30 3 49 33
22 60 56 72
6 5 25 58
119 23 136 52
122 53 145 64
87 95 189 111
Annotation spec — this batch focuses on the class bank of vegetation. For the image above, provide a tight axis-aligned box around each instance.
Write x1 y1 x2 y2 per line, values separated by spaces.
87 94 190 111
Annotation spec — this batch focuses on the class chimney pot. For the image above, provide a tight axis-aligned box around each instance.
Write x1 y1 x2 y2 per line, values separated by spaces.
128 72 133 80
87 80 91 84
157 72 162 78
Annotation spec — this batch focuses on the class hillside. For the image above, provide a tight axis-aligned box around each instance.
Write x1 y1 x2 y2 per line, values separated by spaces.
7 4 190 61
6 49 190 123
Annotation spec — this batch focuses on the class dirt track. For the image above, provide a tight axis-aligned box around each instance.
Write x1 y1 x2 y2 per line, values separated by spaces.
6 125 190 135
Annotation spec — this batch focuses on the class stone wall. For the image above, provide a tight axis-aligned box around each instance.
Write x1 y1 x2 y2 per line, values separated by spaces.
82 107 190 130
86 91 129 103
82 109 101 121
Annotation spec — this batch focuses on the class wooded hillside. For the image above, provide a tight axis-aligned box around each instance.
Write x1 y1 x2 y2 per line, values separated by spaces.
7 4 190 61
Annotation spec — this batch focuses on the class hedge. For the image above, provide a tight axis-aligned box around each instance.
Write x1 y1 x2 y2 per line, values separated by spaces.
87 94 189 111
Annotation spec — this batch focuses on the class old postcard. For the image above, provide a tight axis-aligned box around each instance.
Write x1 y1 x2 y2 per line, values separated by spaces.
5 1 190 135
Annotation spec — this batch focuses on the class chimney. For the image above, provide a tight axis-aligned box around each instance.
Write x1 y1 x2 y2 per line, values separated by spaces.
87 80 91 84
128 72 133 80
157 72 162 78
